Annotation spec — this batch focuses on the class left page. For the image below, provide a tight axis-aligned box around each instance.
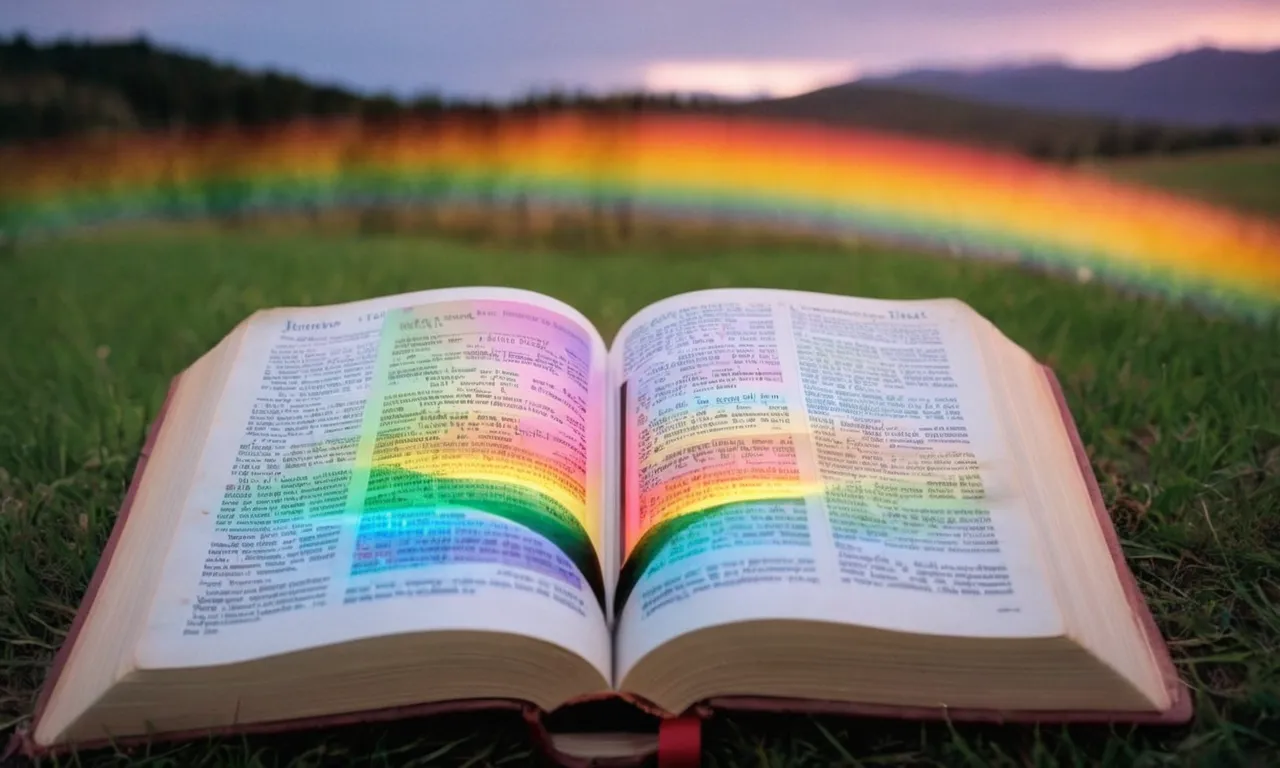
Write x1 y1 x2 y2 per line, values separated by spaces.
137 287 611 682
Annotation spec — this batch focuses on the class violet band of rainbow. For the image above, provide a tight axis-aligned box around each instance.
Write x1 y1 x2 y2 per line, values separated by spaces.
2 113 1277 317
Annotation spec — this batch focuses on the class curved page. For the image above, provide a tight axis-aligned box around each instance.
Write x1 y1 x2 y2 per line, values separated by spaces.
611 289 1063 680
138 287 610 680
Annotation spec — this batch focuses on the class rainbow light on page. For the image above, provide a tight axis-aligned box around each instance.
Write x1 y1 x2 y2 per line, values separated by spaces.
615 497 811 616
622 427 822 555
214 455 606 610
367 443 590 533
353 466 605 609
615 465 999 614
210 296 608 612
349 299 607 608
2 114 1278 317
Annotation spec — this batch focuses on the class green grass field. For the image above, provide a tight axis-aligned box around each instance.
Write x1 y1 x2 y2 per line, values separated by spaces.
1097 146 1280 220
2 151 1279 766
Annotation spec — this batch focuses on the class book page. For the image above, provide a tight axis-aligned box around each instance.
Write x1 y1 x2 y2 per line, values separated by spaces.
137 287 611 680
612 289 1064 679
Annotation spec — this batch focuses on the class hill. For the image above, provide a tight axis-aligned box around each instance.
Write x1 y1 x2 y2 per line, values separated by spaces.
0 35 700 144
730 83 1126 159
864 47 1280 127
0 34 377 141
731 79 1279 161
3 36 1277 162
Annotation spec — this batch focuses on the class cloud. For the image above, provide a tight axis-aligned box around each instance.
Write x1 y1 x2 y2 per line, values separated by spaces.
643 60 859 98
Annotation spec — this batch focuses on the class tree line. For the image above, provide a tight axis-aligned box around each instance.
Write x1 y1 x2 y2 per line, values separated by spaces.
0 35 715 141
2 34 1276 162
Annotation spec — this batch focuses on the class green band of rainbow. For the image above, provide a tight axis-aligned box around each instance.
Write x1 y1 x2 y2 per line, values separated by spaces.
2 114 1277 317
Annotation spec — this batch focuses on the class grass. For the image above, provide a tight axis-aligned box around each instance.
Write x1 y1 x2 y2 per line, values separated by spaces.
1096 146 1280 219
2 161 1279 765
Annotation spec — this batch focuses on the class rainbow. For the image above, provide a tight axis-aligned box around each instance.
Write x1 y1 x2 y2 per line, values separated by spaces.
2 113 1278 317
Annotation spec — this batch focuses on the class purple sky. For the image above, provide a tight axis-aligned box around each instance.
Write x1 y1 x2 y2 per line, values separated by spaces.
4 0 1279 98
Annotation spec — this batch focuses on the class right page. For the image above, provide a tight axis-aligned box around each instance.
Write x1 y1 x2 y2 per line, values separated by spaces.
611 289 1065 679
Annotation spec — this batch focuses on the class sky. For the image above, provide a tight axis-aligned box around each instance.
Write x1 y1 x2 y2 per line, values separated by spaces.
4 0 1280 99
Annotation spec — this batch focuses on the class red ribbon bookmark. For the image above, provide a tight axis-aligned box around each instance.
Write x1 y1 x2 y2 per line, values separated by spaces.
657 716 702 768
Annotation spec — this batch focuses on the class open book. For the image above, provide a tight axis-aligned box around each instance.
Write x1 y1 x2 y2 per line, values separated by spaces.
24 287 1189 761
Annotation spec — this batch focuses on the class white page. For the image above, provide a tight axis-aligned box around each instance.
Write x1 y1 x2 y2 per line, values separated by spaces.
612 289 1064 680
138 287 611 682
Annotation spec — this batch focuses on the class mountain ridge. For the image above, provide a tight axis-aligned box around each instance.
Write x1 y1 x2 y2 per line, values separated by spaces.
857 47 1280 126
